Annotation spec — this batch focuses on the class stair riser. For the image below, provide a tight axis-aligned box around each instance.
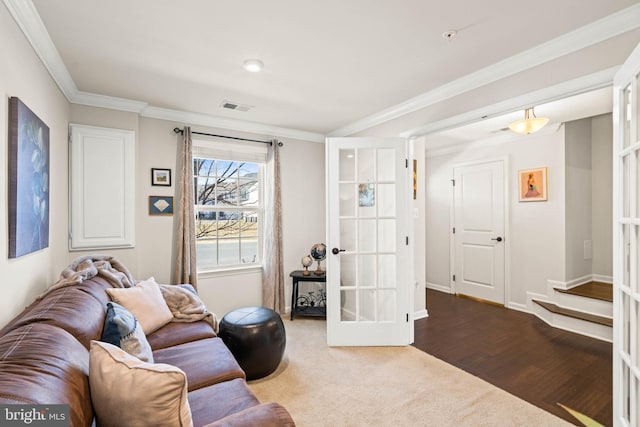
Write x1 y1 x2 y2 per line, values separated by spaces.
555 292 612 317
531 303 612 342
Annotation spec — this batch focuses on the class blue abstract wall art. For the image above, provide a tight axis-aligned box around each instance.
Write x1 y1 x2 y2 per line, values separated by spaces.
8 97 50 258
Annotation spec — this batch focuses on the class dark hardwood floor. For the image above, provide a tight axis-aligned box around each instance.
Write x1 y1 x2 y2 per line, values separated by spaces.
413 289 612 426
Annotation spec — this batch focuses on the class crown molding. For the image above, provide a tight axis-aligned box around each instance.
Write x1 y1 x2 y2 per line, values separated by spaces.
329 3 640 137
141 106 326 143
3 0 78 100
73 91 149 113
402 66 618 139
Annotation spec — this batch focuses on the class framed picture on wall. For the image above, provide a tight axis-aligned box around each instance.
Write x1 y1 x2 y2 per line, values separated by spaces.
149 196 174 215
518 167 548 202
151 168 171 186
8 97 50 258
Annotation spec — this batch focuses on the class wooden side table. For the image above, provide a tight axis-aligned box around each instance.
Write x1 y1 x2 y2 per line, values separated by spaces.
290 270 326 320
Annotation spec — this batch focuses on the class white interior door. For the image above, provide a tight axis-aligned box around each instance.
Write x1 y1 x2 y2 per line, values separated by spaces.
613 41 640 427
453 160 505 305
326 137 413 346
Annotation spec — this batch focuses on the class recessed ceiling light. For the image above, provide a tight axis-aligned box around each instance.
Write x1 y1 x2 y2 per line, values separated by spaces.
243 59 264 73
442 30 457 41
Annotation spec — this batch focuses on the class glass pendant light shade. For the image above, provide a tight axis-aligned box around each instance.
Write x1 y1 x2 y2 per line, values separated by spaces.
509 107 549 135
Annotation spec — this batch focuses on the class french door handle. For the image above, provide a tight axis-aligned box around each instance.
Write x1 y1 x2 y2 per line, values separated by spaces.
491 237 503 242
331 248 346 255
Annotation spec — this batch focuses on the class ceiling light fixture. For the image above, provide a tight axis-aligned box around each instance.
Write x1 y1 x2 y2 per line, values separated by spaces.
243 59 264 73
508 107 549 135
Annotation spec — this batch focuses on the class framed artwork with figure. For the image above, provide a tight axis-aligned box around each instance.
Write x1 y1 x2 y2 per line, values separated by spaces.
519 167 547 202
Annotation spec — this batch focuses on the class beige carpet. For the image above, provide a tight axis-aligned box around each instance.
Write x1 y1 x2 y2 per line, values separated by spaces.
248 317 573 427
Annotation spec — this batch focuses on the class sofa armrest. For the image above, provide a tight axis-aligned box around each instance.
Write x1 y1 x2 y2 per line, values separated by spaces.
201 402 295 427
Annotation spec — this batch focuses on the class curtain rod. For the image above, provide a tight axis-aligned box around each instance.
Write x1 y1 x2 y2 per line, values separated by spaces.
173 127 283 146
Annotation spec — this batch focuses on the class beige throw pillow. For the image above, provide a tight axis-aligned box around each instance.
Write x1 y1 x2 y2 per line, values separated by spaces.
89 340 193 427
106 278 173 334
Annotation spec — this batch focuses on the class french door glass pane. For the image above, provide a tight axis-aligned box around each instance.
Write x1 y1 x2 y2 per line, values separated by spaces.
377 183 396 216
623 364 630 423
358 183 376 217
378 219 396 253
378 290 396 321
339 149 355 181
378 255 396 288
377 149 395 181
341 289 356 321
358 220 376 251
624 84 632 148
358 255 376 287
624 290 631 356
624 224 631 287
359 290 375 321
340 184 356 216
341 255 356 287
340 219 356 251
358 148 375 181
624 155 631 218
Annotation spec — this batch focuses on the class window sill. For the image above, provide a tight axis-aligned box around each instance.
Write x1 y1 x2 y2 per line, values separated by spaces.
197 265 263 279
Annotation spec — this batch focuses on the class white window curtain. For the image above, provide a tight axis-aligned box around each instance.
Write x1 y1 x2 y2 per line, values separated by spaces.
262 140 285 313
174 126 198 289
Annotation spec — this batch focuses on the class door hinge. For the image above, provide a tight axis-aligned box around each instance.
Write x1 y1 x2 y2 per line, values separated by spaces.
406 236 409 245
452 227 455 234
405 158 409 168
451 179 455 186
452 274 456 282
406 313 409 322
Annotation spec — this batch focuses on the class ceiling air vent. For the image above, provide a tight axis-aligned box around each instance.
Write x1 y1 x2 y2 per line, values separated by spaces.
220 100 253 112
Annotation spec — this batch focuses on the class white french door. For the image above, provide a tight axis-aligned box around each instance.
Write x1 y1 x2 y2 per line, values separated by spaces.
613 41 640 427
452 160 506 305
326 137 413 346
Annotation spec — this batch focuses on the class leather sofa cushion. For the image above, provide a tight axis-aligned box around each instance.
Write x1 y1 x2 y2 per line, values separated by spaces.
147 320 216 350
153 337 245 391
188 378 259 427
0 323 92 427
202 403 296 427
0 278 114 349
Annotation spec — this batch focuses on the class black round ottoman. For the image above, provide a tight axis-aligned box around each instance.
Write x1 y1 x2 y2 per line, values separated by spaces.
218 306 286 380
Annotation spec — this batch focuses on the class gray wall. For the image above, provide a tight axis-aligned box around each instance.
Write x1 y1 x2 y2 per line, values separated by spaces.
564 118 593 281
591 114 613 278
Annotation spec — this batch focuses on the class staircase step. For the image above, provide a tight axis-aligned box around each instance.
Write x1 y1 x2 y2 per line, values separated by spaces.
555 281 612 302
533 300 613 327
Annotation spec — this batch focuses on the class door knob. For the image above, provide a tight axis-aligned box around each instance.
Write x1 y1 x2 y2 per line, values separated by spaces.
491 237 503 242
332 248 345 255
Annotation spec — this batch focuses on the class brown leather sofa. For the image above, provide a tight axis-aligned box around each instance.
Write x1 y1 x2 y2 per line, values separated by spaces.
0 275 295 426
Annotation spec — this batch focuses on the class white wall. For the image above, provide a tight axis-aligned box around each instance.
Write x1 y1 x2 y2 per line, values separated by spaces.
0 5 70 327
592 114 613 278
564 118 593 281
425 127 566 307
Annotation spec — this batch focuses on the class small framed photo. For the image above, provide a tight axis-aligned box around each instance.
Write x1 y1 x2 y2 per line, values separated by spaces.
149 196 174 215
151 168 171 186
519 167 548 202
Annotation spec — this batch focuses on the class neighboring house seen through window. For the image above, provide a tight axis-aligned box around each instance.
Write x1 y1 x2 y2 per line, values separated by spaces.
193 156 263 271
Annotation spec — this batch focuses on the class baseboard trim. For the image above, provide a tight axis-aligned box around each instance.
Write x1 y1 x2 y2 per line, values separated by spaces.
413 309 429 320
548 274 601 291
426 282 452 293
507 302 529 313
592 274 613 284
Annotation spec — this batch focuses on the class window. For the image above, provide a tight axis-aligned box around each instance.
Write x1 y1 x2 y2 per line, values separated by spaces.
193 157 263 271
